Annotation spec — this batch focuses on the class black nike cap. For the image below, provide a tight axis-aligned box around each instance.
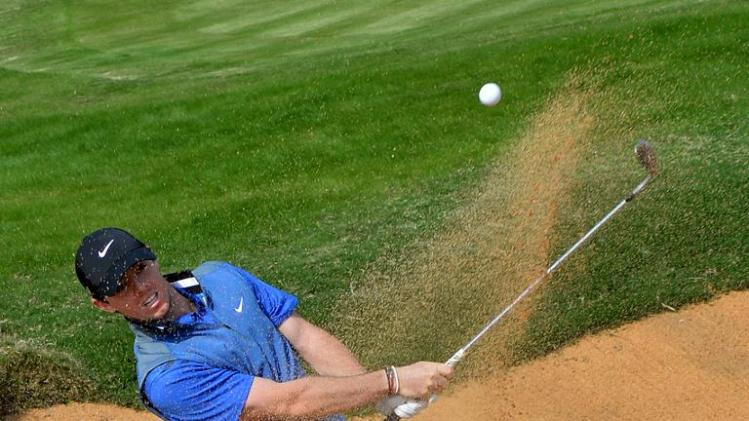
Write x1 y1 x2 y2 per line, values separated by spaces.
75 228 157 300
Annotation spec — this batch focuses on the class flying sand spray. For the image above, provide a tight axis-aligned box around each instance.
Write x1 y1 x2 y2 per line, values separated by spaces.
383 140 658 420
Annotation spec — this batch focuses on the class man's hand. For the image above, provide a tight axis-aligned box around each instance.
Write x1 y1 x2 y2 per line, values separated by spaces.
396 362 453 398
376 362 453 419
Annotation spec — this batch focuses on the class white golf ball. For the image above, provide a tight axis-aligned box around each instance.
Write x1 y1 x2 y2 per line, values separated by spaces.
479 82 502 107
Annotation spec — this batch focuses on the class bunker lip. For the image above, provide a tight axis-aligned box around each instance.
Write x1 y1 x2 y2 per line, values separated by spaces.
11 402 159 421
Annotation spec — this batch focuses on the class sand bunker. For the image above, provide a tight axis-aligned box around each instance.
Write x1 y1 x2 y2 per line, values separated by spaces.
419 289 749 420
345 290 749 420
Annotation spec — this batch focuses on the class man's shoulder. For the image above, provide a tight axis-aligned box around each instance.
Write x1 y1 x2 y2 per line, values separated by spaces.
193 260 249 278
190 261 261 309
193 260 232 273
193 260 256 287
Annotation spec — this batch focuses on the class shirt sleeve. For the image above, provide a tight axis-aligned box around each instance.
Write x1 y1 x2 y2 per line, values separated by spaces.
144 360 254 421
231 264 298 326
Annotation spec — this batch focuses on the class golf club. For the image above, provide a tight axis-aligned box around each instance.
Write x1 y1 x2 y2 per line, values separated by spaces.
385 140 658 420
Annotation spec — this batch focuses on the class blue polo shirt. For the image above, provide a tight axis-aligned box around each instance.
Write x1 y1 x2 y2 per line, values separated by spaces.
133 262 329 421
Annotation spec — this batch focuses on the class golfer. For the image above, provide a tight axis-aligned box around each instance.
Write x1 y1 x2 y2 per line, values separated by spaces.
75 227 452 420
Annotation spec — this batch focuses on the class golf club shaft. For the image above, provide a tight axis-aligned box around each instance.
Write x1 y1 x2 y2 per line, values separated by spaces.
385 174 653 421
454 174 651 358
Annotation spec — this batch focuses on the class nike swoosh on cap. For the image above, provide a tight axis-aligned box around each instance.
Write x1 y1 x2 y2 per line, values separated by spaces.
234 297 244 313
98 239 115 258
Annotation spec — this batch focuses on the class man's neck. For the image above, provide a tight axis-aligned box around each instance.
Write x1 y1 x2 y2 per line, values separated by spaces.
163 286 196 322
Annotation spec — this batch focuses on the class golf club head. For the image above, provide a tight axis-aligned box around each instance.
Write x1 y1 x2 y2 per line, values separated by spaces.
635 140 657 176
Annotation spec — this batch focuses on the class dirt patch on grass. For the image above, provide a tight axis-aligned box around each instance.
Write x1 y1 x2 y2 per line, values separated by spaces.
0 338 98 417
333 76 593 373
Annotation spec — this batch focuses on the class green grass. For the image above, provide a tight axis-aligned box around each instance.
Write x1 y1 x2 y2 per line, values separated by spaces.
519 7 749 359
0 0 747 413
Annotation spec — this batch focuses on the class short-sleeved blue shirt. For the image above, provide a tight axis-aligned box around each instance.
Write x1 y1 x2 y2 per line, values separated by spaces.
140 263 300 421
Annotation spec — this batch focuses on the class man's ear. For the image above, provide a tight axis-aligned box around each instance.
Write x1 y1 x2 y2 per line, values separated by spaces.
91 297 117 313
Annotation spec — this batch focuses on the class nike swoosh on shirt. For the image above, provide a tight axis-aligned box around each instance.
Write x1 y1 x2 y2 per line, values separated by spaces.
234 297 244 313
98 239 114 258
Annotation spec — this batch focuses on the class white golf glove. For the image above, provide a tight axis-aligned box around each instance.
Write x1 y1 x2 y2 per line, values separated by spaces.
376 396 428 419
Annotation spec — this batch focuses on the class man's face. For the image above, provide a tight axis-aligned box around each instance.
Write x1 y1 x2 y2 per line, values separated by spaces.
93 260 172 321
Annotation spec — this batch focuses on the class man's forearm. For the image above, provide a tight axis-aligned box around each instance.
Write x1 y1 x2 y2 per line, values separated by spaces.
281 315 366 376
244 360 455 420
244 370 388 420
299 324 365 376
